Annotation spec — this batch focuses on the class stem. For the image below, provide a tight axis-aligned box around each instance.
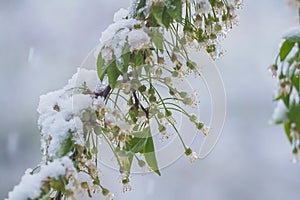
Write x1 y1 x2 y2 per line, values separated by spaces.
114 89 121 108
95 85 111 100
101 129 122 168
55 192 62 200
151 84 187 149
133 90 149 118
162 102 191 117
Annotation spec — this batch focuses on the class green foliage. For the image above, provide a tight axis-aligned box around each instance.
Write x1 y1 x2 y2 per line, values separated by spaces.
10 1 242 199
57 132 74 158
125 127 150 153
106 61 120 88
280 40 295 61
284 33 300 43
97 53 105 81
288 103 300 130
142 133 161 176
284 122 293 144
166 0 182 22
151 29 164 52
122 44 131 73
151 3 165 26
271 12 300 161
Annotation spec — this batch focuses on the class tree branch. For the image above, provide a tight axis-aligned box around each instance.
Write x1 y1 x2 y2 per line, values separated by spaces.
132 90 149 118
95 85 111 100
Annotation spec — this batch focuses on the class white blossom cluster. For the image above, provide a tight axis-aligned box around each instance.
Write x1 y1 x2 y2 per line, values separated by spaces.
6 0 243 198
6 157 76 200
7 68 117 199
97 8 151 61
37 68 100 159
189 0 243 59
270 2 300 164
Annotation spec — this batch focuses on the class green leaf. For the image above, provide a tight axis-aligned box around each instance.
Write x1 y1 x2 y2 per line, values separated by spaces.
151 3 165 25
282 95 290 107
208 0 216 6
142 129 161 176
162 7 172 29
273 94 283 101
136 0 146 13
124 127 150 153
152 29 164 53
57 132 74 157
284 32 300 43
127 138 148 153
135 52 144 66
97 53 106 81
116 60 125 74
106 61 120 88
287 103 300 129
280 40 295 61
166 0 182 22
129 105 139 123
187 60 197 70
284 122 292 144
292 73 300 92
122 43 131 73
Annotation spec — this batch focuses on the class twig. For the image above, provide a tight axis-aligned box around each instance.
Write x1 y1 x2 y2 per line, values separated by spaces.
132 90 149 118
95 85 111 99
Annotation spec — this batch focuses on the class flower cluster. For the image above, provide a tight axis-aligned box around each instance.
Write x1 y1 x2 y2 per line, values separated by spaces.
287 0 300 8
186 0 243 59
131 0 242 60
6 157 78 200
7 0 241 199
37 68 98 160
8 69 115 199
271 24 300 163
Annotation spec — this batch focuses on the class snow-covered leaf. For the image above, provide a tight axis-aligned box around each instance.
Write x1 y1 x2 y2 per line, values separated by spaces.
283 26 300 42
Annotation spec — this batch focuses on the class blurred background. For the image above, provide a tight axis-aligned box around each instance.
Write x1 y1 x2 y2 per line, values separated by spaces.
1 0 300 199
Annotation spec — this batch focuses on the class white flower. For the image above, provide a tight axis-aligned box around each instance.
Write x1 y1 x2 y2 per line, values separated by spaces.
268 65 278 78
201 125 210 136
189 151 199 163
122 183 133 193
99 18 141 59
292 148 299 163
194 0 212 14
6 157 75 200
72 117 85 146
37 69 98 158
128 29 151 52
101 46 113 62
99 19 140 44
105 192 114 200
279 80 291 96
290 124 300 142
